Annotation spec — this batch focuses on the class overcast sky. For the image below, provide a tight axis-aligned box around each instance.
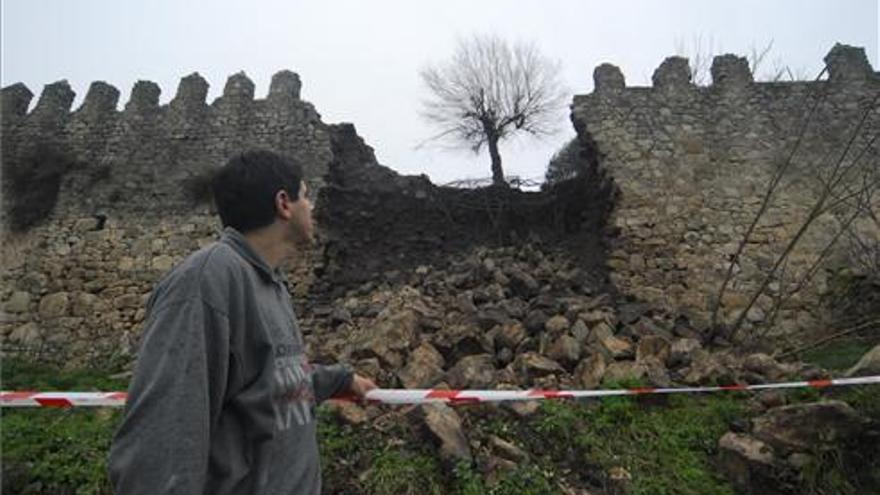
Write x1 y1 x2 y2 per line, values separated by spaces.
2 0 878 184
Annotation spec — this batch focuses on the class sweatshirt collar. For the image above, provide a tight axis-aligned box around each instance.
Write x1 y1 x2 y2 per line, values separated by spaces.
220 227 288 285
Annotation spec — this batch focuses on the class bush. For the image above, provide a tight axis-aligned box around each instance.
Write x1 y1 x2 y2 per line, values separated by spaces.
544 139 585 186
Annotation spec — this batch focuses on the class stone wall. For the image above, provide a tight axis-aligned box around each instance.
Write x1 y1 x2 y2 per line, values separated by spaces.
1 70 331 226
0 73 616 365
571 43 880 337
0 71 332 363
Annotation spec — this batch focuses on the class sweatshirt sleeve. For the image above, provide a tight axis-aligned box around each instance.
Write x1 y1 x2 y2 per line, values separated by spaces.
311 363 354 404
108 298 230 495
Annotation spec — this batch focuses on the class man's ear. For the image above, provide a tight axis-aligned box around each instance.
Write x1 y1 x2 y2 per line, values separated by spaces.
275 190 294 220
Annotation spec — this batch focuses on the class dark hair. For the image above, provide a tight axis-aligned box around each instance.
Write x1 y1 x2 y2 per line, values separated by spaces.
212 150 304 233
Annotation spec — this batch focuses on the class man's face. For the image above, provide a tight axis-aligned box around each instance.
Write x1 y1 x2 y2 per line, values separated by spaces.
286 181 314 246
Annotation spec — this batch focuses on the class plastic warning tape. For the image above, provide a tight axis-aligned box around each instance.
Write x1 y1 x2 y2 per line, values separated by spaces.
2 375 879 408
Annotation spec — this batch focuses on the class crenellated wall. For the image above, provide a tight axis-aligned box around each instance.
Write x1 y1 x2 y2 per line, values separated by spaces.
2 44 877 365
572 43 880 337
0 70 616 366
0 70 335 363
1 70 331 223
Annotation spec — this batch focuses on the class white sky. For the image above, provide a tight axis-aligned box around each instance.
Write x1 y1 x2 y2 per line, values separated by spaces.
2 0 878 184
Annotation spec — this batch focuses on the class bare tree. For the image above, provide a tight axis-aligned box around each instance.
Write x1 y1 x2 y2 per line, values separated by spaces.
420 35 567 186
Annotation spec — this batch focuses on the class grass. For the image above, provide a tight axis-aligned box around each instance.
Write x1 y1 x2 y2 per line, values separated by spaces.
801 339 875 371
4 355 878 494
531 393 742 494
1 359 127 495
363 448 445 495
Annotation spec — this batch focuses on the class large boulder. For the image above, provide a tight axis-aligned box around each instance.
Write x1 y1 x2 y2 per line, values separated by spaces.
446 354 496 389
422 403 472 463
590 322 634 360
38 292 69 319
547 334 582 366
717 432 784 495
635 335 670 366
603 361 648 383
743 353 794 382
433 323 492 362
494 322 527 350
544 315 570 334
752 401 866 453
349 309 419 367
512 352 565 379
682 350 735 385
574 353 607 388
397 343 445 389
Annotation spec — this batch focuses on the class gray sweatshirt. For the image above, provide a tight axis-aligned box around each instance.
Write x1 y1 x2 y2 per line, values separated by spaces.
108 227 353 495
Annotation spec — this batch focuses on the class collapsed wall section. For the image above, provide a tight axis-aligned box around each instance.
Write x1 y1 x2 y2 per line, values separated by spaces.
313 124 616 299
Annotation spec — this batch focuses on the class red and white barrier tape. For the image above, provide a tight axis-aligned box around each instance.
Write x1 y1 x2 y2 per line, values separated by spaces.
3 375 879 408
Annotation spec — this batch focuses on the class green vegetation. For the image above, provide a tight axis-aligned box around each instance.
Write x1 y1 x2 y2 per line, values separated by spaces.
802 339 874 371
531 393 742 494
1 359 127 495
4 357 878 494
453 463 558 495
363 448 445 495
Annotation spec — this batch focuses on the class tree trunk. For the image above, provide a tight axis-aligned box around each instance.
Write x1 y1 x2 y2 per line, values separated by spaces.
487 133 504 186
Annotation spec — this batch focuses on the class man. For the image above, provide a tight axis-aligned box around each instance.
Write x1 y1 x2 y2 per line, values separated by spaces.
108 150 376 494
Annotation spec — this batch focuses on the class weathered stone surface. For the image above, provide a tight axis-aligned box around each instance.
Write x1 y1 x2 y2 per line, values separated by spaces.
4 291 31 313
150 255 175 272
743 353 791 381
603 361 647 383
397 343 445 389
571 45 880 338
635 335 670 365
574 353 606 388
752 401 865 453
523 309 549 334
591 322 634 360
513 352 565 378
9 322 40 346
495 322 526 350
682 350 733 385
350 309 418 367
475 308 509 330
433 323 491 361
71 292 99 317
544 315 570 334
506 399 541 417
846 344 880 377
446 354 496 389
38 292 69 319
570 319 590 343
423 403 472 463
330 306 353 326
489 435 529 463
507 267 539 298
326 401 368 425
547 334 581 366
717 432 779 494
668 338 702 367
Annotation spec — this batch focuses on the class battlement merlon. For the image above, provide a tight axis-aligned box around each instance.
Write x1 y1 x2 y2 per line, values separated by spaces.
585 43 876 99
